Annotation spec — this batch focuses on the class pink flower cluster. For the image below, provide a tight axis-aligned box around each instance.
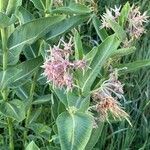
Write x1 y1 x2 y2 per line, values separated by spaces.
42 38 87 91
101 5 121 28
128 6 148 39
101 5 149 40
90 70 131 125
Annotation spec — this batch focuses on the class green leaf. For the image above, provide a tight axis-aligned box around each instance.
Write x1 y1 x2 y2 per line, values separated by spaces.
54 88 90 111
79 34 120 95
85 122 104 150
0 12 16 28
32 94 51 105
45 15 89 41
14 82 31 100
111 47 136 58
74 30 83 60
54 88 68 107
52 3 91 14
0 0 9 12
107 19 126 41
56 111 93 150
11 56 42 87
84 47 98 65
30 0 45 11
28 123 51 140
116 60 150 74
28 107 42 124
0 12 10 28
0 99 25 122
92 15 108 41
26 141 40 150
16 6 34 24
119 2 130 27
6 0 22 16
9 56 43 88
7 15 65 65
67 92 90 111
0 68 21 90
23 45 38 59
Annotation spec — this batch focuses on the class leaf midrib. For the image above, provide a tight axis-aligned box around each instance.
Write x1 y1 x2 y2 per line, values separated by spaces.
9 16 65 50
81 37 115 93
70 114 75 150
7 102 19 120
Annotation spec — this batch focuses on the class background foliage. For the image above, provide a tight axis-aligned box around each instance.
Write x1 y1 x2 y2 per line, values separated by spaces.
0 0 149 150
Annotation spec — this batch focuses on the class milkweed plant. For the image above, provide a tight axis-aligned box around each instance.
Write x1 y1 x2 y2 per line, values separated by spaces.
0 0 149 150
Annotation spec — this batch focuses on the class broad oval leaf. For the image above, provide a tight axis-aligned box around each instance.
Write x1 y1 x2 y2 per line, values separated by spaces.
56 111 93 150
0 99 25 122
45 15 89 41
78 34 120 95
7 15 65 64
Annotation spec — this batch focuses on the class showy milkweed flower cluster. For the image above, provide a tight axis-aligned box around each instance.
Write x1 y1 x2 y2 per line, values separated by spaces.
101 5 148 39
128 6 148 39
91 70 131 125
101 5 121 29
42 38 87 91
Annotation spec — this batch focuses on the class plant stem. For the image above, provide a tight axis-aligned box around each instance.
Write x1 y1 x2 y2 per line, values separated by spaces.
7 118 14 150
1 28 14 150
23 72 37 146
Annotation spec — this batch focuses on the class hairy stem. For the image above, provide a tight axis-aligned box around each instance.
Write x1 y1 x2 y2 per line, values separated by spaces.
23 72 37 146
7 118 14 150
1 28 14 150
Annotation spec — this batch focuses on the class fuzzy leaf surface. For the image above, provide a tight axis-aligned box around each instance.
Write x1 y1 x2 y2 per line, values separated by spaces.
56 111 93 150
7 15 65 64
